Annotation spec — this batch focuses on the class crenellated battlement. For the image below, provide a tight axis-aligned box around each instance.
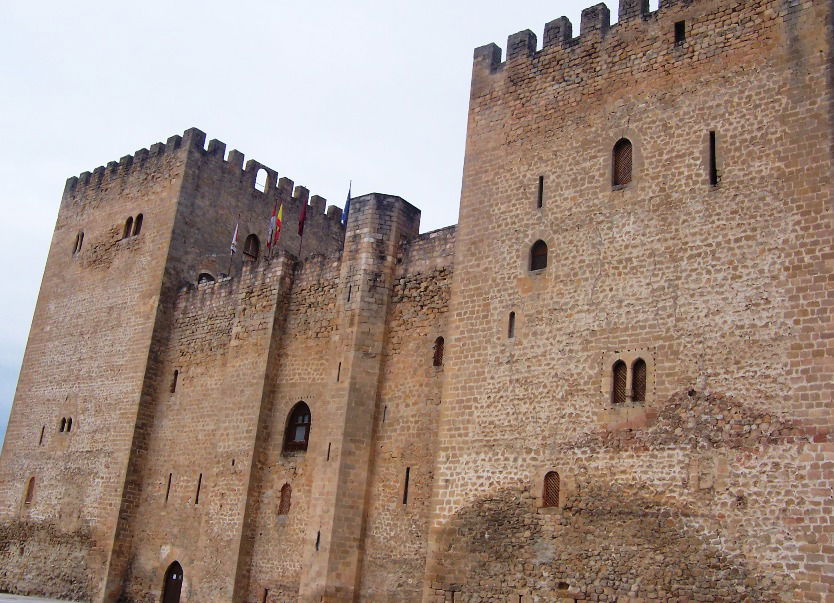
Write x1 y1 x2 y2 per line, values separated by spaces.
473 0 742 75
62 127 344 231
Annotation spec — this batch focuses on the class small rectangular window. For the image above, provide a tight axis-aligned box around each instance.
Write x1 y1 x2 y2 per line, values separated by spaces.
536 176 544 208
403 467 411 505
675 21 686 45
709 131 719 186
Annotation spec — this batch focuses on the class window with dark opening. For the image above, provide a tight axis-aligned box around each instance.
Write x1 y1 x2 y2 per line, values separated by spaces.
24 477 35 505
123 217 133 239
66 418 72 433
433 337 445 367
315 531 321 551
612 139 633 187
336 362 341 382
165 473 172 503
612 360 627 405
508 312 516 339
39 425 45 446
675 20 686 45
170 370 179 393
530 240 548 271
709 131 719 186
198 273 215 284
278 483 292 515
632 358 647 403
403 467 411 505
59 418 66 433
195 473 202 505
543 471 560 507
132 213 143 236
536 176 544 209
243 234 260 261
283 401 312 453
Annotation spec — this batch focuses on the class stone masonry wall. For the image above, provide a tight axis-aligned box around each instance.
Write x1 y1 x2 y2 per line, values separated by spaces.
427 0 834 601
115 256 294 603
0 136 188 601
358 226 456 602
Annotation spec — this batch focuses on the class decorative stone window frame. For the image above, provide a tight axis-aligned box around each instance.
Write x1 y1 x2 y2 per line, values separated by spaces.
533 467 573 513
600 348 656 407
604 129 644 193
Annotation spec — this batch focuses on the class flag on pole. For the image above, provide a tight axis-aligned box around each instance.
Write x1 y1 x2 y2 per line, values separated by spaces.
273 203 284 249
267 200 278 253
230 222 239 255
298 199 307 237
340 181 352 227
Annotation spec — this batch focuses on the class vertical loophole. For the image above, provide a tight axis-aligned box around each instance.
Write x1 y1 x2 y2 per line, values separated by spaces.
336 362 341 382
170 370 179 393
315 531 321 551
327 442 331 461
709 131 719 186
403 467 411 505
508 312 516 339
382 405 387 423
38 425 45 446
195 473 202 505
165 473 172 503
536 176 544 208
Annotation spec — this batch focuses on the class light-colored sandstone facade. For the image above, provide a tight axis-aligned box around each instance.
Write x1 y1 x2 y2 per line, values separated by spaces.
1 0 832 601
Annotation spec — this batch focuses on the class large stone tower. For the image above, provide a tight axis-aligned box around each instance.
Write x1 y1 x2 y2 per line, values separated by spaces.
424 0 834 600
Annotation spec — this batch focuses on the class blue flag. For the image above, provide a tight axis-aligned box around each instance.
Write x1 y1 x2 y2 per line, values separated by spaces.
341 182 351 227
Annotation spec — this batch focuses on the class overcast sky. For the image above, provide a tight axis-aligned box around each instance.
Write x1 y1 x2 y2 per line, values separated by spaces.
0 0 657 446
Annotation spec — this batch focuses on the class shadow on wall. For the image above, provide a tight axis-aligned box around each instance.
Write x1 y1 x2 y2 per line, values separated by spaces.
0 521 94 600
431 484 789 602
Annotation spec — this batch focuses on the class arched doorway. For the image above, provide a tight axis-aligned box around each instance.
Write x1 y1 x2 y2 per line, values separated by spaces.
162 561 183 603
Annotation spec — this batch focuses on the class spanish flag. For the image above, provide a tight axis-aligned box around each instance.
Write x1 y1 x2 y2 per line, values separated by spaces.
273 204 284 249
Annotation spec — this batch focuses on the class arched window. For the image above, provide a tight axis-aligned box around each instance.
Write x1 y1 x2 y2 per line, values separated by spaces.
433 337 445 367
123 216 134 239
278 483 292 515
255 168 268 192
611 360 627 405
73 232 84 255
197 273 215 284
133 213 143 236
508 312 516 339
612 138 633 187
543 471 560 507
530 240 548 271
243 234 260 261
59 418 66 432
24 477 35 505
632 358 647 403
66 417 73 433
283 402 311 453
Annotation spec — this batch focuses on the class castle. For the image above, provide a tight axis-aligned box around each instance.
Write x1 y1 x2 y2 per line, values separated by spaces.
1 0 832 601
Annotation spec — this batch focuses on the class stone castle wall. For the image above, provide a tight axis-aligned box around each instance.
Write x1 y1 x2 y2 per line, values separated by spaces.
0 0 832 601
426 0 833 601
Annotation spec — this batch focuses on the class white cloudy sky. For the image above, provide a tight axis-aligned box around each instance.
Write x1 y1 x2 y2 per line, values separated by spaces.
0 0 656 446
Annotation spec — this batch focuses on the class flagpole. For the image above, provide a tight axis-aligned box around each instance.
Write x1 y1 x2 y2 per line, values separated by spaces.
228 214 239 277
